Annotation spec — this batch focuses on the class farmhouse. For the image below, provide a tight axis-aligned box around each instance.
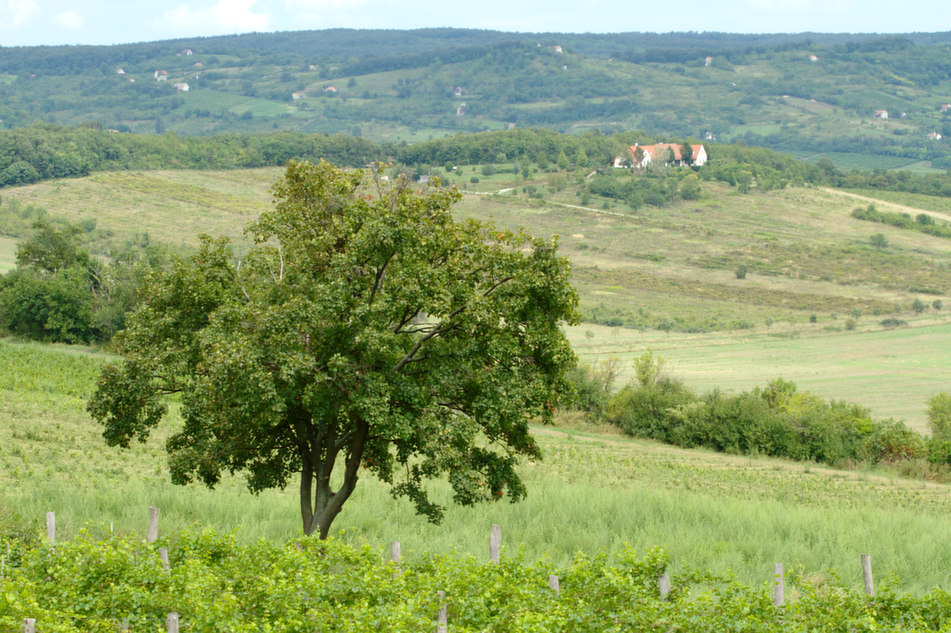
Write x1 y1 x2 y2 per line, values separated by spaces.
874 109 889 119
173 83 189 92
612 143 708 169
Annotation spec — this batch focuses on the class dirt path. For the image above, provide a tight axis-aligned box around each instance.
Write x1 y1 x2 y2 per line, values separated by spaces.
821 187 951 223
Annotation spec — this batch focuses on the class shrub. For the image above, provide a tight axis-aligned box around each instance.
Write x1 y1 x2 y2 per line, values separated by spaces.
860 420 928 462
927 393 951 440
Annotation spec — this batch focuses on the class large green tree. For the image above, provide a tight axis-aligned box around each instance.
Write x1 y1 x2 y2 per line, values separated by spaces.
88 160 579 538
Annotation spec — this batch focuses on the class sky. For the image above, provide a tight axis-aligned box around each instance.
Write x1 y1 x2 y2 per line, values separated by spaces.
0 0 947 48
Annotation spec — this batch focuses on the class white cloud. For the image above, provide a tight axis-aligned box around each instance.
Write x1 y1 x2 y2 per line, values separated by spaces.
160 0 270 36
0 0 40 29
53 9 84 30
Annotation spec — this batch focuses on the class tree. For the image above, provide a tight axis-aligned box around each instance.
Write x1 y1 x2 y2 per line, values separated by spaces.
88 160 579 538
929 393 951 440
869 233 888 249
679 143 694 167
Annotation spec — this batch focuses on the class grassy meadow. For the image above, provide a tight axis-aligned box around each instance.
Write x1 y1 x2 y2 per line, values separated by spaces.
0 235 15 272
5 338 951 595
3 166 950 428
3 165 951 594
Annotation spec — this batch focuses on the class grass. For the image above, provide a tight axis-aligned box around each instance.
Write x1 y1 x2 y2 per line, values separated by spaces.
0 235 15 272
4 338 951 594
3 167 951 428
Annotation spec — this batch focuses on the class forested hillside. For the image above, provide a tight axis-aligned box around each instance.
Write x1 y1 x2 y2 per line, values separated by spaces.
2 29 951 169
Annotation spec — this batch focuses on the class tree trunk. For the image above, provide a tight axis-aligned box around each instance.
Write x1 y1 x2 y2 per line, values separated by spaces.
299 419 369 538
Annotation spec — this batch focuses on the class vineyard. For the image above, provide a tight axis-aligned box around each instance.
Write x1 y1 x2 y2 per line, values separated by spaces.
5 525 951 632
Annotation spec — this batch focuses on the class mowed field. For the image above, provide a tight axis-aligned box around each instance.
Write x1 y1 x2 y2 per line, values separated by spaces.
5 338 951 594
3 167 950 429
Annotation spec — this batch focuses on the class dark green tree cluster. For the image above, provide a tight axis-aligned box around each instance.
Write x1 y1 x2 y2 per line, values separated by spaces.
0 220 164 343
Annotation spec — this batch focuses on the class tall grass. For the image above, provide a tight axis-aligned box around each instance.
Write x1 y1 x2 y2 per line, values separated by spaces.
0 236 15 273
5 339 951 592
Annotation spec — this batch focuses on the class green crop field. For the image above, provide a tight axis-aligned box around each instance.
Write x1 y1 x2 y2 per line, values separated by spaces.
4 338 951 595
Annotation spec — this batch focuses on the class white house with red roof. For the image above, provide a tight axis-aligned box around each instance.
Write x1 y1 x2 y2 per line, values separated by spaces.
612 143 708 169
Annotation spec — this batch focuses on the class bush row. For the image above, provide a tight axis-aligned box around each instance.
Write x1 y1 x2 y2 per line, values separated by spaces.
575 354 951 472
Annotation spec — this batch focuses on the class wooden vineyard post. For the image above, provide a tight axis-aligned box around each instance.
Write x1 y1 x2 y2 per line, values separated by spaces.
861 554 874 596
489 524 501 563
658 571 671 601
46 512 55 546
148 506 159 543
549 574 560 595
166 612 179 633
24 618 36 633
160 547 170 572
436 590 447 633
773 563 785 607
390 541 401 563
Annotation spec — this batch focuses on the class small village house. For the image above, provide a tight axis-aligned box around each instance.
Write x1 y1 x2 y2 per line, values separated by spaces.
612 143 708 169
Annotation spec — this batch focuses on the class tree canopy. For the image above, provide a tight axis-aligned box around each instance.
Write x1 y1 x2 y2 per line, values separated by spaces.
88 160 579 538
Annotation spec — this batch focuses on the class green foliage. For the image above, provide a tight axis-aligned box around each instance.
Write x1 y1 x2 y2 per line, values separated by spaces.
927 393 951 440
854 205 951 240
734 264 748 280
605 374 934 470
8 526 951 632
565 359 619 422
88 160 579 538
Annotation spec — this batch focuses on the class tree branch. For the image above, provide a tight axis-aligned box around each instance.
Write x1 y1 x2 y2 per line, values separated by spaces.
369 250 396 306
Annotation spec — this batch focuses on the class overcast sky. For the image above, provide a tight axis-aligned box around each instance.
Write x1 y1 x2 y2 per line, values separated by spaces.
0 0 948 47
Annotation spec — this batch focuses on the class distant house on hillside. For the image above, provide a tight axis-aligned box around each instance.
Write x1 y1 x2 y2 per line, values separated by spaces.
116 68 125 75
929 131 943 140
454 86 463 97
553 45 563 53
941 104 951 112
874 109 889 119
704 56 713 67
179 48 193 56
292 91 306 100
173 83 189 92
612 143 708 169
324 86 337 93
809 54 819 62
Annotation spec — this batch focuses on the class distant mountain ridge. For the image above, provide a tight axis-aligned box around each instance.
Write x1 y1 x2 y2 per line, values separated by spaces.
2 28 951 170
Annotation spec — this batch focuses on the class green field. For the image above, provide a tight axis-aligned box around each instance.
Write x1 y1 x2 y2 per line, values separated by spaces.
4 338 951 594
0 235 15 272
3 167 951 428
569 321 951 432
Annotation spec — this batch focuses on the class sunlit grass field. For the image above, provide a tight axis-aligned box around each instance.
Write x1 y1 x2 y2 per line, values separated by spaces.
5 339 951 595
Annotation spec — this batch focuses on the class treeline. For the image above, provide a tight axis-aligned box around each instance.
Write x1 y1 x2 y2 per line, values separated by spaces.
573 353 951 475
852 203 951 239
0 125 382 185
3 124 951 204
